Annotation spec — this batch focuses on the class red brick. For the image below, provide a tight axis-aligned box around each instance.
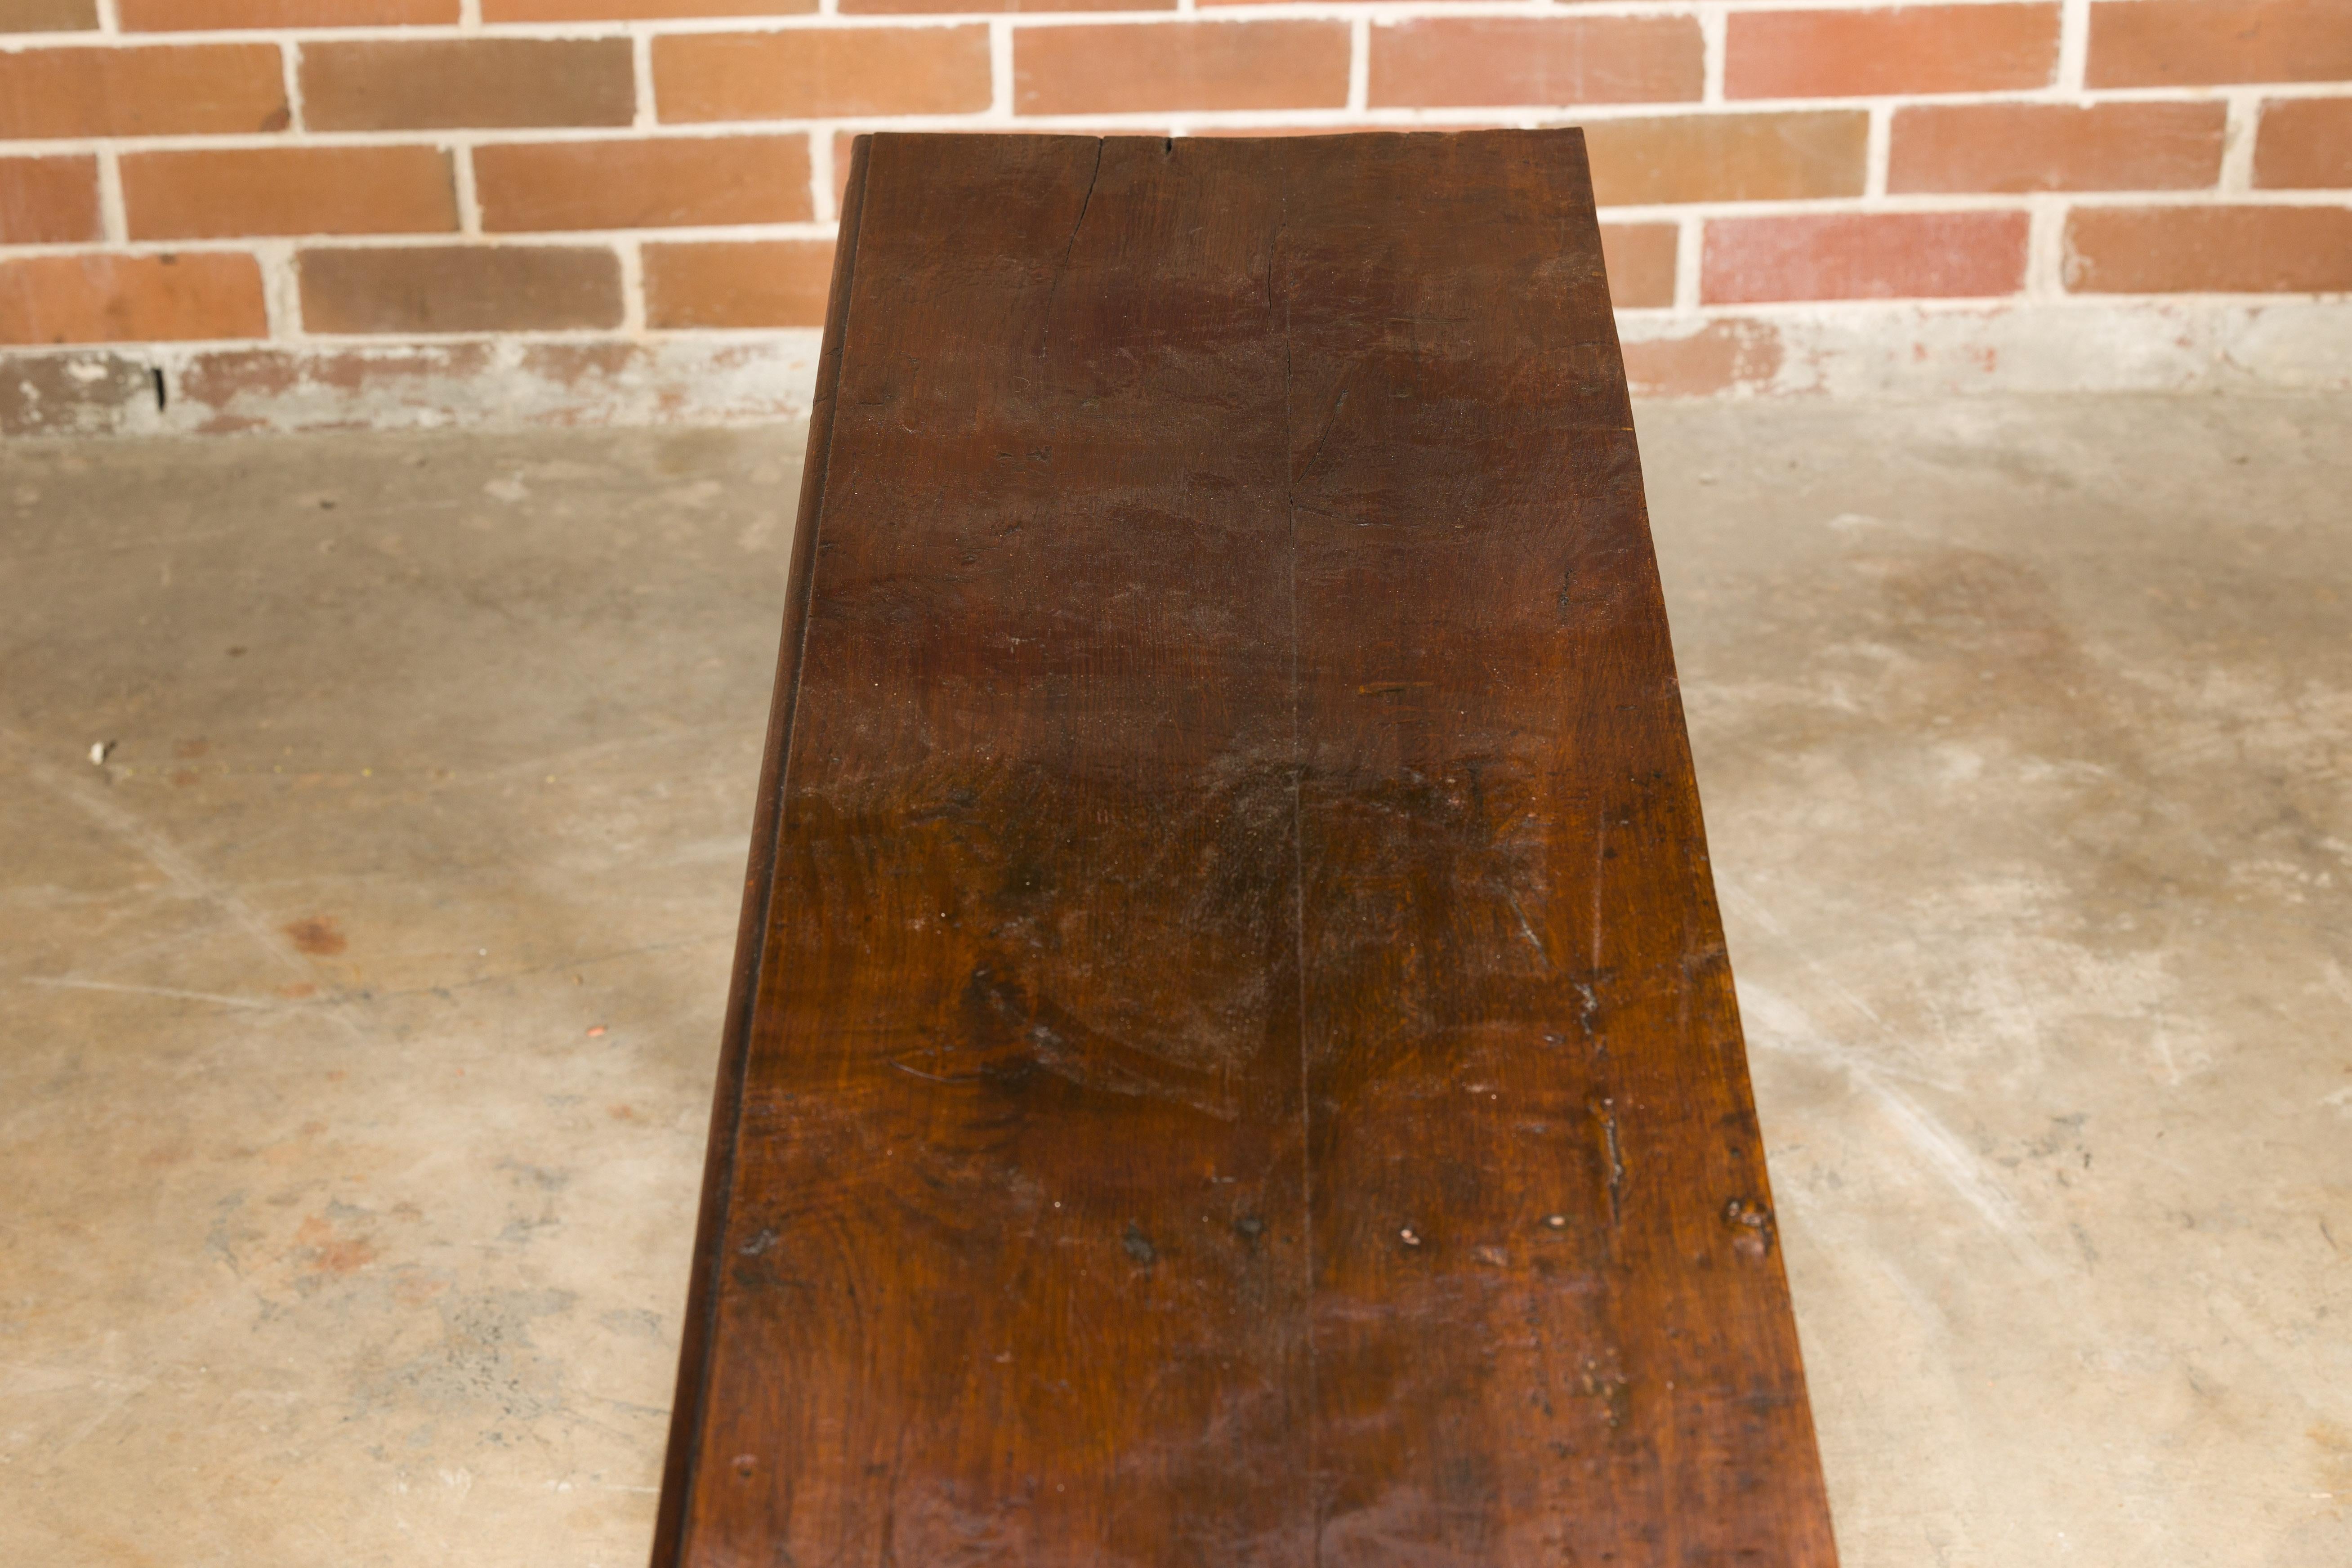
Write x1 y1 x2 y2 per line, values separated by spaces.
117 0 455 27
477 137 814 232
1703 211 2029 304
1890 101 2227 193
2063 205 2352 292
302 39 634 132
643 239 835 328
657 28 991 121
1727 5 2060 98
1 0 97 28
2089 0 2352 86
0 253 268 345
0 46 287 139
487 0 812 16
124 147 457 240
2254 96 2352 188
1581 112 1868 206
1600 223 1677 309
1369 18 1703 109
1016 22 1349 116
300 245 624 334
0 156 100 245
848 0 1165 11
1622 319 1783 398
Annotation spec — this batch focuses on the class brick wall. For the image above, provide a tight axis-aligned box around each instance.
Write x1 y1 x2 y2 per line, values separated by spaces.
1 0 2348 432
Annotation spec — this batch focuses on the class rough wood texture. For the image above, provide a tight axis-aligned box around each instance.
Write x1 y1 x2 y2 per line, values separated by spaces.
654 129 1837 1568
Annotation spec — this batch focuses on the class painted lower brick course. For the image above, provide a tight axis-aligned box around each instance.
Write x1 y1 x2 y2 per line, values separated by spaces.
0 0 2345 428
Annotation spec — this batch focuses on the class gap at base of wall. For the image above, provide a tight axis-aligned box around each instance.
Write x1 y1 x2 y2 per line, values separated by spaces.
5 303 2350 440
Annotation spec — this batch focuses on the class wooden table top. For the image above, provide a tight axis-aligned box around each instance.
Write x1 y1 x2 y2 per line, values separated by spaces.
654 129 1837 1568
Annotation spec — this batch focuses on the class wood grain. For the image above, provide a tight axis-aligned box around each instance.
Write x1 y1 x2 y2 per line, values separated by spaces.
654 129 1837 1568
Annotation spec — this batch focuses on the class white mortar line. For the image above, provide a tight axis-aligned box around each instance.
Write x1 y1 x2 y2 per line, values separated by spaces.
2219 91 2262 194
810 128 838 225
1864 101 1891 198
1348 19 1370 113
258 240 303 341
452 143 483 237
2024 192 2066 297
990 19 1015 121
92 0 117 31
94 147 128 246
281 40 306 135
617 237 647 335
460 0 482 25
1673 213 1704 312
632 30 656 130
2056 0 2091 95
1698 4 1726 105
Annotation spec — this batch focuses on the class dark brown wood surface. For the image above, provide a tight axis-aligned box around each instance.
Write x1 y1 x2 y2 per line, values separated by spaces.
654 129 1836 1568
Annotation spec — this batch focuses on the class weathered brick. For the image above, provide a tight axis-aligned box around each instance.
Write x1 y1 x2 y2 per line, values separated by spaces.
657 28 991 120
1580 112 1868 206
1727 5 2060 98
0 156 101 246
2064 205 2352 292
124 147 458 240
477 137 815 232
0 253 268 345
299 245 624 333
1621 319 1783 398
2089 0 2352 86
1016 22 1349 116
1600 223 1677 309
117 0 456 27
486 0 812 16
1704 211 2028 303
0 351 154 438
2254 96 2352 188
643 239 835 328
0 45 288 139
1890 101 2227 192
0 0 97 29
1368 18 1703 109
302 39 635 132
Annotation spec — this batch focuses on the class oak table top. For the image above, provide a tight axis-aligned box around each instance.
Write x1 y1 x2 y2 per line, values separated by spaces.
653 129 1837 1568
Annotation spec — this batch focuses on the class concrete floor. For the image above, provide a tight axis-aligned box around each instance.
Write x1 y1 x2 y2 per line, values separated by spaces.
1 395 2345 1567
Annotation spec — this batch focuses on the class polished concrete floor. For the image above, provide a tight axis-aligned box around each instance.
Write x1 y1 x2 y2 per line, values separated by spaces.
2 396 2347 1567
